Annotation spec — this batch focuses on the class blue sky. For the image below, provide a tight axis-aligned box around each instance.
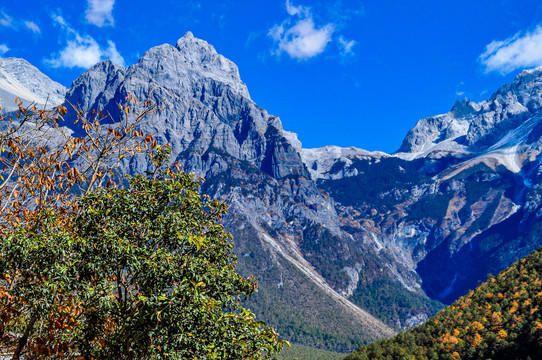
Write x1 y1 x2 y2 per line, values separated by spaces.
2 1 542 152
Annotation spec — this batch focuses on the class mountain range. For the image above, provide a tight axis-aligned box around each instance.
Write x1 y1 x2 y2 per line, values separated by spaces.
2 32 542 352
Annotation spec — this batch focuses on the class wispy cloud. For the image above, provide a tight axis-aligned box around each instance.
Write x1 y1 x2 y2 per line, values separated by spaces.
24 21 41 34
285 0 310 17
269 0 334 60
0 44 9 55
47 14 124 69
268 1 359 61
338 36 356 57
480 25 542 74
0 10 42 35
0 11 13 28
86 0 115 27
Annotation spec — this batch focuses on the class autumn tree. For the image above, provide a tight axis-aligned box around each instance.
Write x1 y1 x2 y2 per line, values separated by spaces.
0 95 159 358
0 100 285 359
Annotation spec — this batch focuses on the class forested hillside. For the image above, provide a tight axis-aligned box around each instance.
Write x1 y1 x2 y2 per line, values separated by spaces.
346 247 542 360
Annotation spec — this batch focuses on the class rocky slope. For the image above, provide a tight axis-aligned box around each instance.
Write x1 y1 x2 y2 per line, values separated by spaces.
309 66 542 307
0 57 66 111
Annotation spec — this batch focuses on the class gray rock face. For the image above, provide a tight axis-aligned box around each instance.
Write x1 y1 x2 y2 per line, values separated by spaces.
0 57 66 111
68 60 126 114
62 32 395 350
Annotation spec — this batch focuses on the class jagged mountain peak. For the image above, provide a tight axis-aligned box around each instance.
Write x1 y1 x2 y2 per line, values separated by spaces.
485 65 542 108
0 57 66 111
175 30 214 54
450 98 480 118
396 65 542 159
67 59 126 115
171 32 250 100
119 32 251 100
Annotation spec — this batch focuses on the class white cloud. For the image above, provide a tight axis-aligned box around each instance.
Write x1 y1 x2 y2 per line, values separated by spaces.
103 40 124 66
269 1 334 60
24 21 41 34
86 0 115 27
285 0 309 17
480 26 542 74
48 34 103 69
52 14 67 27
0 11 13 27
338 36 356 56
47 14 125 69
0 44 9 55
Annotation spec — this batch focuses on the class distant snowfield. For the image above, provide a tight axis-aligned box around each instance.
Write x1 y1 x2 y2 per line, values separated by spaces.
0 69 48 107
0 58 66 112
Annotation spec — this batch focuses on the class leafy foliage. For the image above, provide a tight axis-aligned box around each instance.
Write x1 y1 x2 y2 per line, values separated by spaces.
0 94 156 227
351 275 443 330
345 247 542 360
0 209 82 358
0 159 285 359
71 163 284 359
0 97 285 359
0 95 158 359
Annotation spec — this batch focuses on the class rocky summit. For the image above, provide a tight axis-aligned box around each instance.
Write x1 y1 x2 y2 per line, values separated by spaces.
4 32 542 352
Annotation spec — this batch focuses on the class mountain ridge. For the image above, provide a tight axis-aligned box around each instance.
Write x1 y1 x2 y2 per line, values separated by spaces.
3 33 542 351
60 33 397 350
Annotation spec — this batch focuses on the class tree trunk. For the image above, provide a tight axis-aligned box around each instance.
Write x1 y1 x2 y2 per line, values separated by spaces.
12 314 37 360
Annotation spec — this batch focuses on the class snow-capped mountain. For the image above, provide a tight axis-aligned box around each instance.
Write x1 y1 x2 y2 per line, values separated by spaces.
5 33 542 352
309 65 542 306
0 57 66 111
